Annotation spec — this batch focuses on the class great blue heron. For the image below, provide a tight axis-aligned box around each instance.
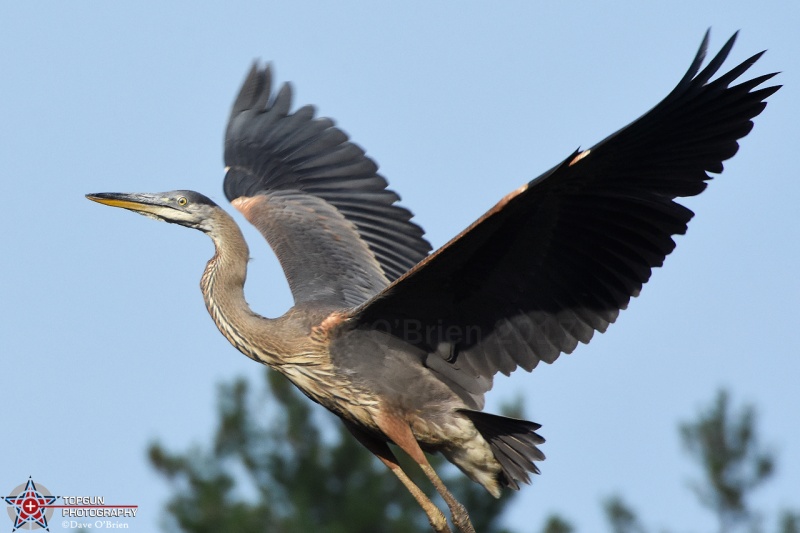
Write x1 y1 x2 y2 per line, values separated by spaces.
88 32 778 533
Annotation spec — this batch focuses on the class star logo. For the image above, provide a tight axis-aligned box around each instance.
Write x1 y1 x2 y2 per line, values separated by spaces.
4 478 58 531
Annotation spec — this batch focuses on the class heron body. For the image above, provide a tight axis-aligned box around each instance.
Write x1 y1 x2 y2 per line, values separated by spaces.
200 190 518 496
88 31 779 533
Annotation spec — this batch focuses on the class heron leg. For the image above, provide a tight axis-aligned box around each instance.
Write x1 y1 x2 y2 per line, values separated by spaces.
374 414 476 533
343 421 452 533
418 462 475 533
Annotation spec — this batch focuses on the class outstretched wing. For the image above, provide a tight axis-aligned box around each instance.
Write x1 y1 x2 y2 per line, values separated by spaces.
347 31 780 408
224 65 431 307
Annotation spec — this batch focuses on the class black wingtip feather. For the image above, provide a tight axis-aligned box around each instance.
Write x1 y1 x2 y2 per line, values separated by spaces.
231 62 266 116
671 29 711 95
272 82 293 116
252 65 272 111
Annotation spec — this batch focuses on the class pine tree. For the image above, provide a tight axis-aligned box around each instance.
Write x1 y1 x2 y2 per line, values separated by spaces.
680 390 775 533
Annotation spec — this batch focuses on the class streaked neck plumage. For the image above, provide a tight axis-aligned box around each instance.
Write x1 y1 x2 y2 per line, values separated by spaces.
199 208 286 364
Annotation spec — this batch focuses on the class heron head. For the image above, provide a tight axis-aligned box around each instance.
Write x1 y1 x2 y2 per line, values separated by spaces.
86 190 220 232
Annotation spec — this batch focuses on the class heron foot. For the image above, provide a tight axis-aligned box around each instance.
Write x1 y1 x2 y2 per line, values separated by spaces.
427 509 452 533
450 501 476 533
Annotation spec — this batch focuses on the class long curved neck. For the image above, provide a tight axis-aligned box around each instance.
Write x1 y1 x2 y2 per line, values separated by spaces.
200 209 286 364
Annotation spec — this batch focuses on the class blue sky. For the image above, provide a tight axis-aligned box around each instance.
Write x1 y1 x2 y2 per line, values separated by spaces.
2 2 797 531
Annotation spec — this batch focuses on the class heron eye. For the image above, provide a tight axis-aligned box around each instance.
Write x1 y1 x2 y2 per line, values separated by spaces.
177 196 188 206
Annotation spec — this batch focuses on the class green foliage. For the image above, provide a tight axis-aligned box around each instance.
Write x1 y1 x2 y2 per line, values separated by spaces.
150 369 520 533
540 515 575 533
602 496 645 533
593 389 796 533
779 512 800 533
679 390 775 533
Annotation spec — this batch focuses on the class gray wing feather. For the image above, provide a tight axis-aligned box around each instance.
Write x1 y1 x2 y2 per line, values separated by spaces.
232 192 388 308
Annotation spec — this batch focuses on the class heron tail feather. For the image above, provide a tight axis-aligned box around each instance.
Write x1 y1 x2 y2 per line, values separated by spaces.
459 409 546 491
